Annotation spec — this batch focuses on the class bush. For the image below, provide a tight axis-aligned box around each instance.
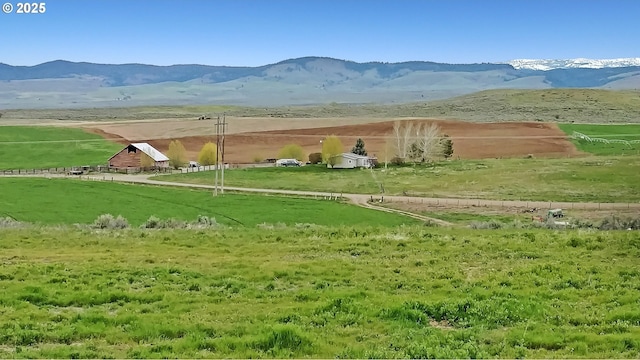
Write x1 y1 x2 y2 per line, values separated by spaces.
193 215 218 228
0 216 24 228
308 152 322 164
469 220 504 229
142 215 162 229
140 215 218 229
390 157 405 165
599 215 640 230
141 216 186 229
92 214 129 229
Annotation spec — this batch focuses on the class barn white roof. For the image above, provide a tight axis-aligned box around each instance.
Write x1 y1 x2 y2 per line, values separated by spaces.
130 143 170 162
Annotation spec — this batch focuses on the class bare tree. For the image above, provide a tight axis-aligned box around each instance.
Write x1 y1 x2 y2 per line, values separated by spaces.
390 121 442 163
415 122 442 162
391 120 413 160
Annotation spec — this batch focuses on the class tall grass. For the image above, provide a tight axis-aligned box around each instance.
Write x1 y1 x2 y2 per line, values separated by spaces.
0 226 639 358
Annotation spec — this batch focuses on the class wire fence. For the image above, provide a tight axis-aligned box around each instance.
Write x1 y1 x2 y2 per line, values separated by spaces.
396 196 640 210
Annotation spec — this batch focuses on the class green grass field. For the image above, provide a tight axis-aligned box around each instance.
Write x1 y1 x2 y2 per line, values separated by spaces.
158 157 640 203
0 226 639 358
0 178 414 227
0 126 123 170
558 124 640 156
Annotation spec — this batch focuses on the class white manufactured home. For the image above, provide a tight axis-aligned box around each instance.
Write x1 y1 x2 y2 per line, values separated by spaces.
329 153 374 169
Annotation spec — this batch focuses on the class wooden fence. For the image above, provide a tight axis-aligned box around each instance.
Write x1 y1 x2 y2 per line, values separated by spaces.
1 165 174 175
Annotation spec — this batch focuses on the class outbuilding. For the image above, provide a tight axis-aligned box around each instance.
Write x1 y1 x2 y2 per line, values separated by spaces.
329 153 374 169
108 143 170 168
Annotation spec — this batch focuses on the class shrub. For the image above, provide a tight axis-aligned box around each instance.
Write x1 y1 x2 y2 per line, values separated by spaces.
390 157 405 165
142 215 162 229
308 152 322 164
140 215 217 229
0 216 24 228
469 220 504 229
92 214 129 229
193 215 218 228
599 215 640 230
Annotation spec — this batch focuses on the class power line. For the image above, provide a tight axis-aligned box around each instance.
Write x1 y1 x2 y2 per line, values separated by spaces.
3 132 639 145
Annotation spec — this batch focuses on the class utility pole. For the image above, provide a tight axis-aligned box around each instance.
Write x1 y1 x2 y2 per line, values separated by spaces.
213 114 228 196
214 116 220 196
220 113 227 194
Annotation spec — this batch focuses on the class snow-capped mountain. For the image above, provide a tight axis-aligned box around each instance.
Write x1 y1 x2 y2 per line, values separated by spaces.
507 58 640 71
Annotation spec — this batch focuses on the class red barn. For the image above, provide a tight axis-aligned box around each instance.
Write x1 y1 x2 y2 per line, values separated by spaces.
108 143 170 169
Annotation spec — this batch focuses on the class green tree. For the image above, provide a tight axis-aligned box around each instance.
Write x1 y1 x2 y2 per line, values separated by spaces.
351 138 367 156
167 140 188 169
139 153 155 169
441 134 454 159
322 135 343 168
278 144 306 162
198 142 218 165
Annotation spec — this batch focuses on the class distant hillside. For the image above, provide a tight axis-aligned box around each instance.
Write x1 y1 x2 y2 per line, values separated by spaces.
1 57 639 109
3 89 639 124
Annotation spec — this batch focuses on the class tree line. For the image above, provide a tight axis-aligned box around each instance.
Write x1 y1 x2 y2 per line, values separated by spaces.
158 120 454 169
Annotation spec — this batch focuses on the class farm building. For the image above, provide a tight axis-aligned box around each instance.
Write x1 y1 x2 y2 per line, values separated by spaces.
108 143 170 168
329 153 374 169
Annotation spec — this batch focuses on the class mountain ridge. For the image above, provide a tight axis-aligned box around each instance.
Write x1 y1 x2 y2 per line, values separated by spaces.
1 56 639 109
507 58 640 70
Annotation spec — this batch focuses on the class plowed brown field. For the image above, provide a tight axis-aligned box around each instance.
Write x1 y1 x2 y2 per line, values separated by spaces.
87 119 580 163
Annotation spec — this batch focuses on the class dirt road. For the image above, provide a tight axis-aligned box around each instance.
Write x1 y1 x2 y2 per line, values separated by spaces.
5 173 639 225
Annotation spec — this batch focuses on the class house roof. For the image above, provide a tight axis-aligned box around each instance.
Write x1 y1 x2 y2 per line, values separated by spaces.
130 143 169 161
109 143 169 162
334 152 371 160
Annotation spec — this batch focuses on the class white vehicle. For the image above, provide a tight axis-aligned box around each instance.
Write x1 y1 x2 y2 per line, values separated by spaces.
275 158 302 167
188 161 200 168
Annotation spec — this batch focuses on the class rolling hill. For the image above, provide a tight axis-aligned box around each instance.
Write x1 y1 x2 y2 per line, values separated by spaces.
2 89 639 124
1 57 639 109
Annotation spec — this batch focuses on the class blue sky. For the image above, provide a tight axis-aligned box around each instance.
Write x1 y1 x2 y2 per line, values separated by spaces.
1 0 639 66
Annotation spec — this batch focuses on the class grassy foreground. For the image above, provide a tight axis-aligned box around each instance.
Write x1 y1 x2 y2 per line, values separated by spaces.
0 126 122 170
0 178 413 227
0 227 639 358
158 156 640 203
